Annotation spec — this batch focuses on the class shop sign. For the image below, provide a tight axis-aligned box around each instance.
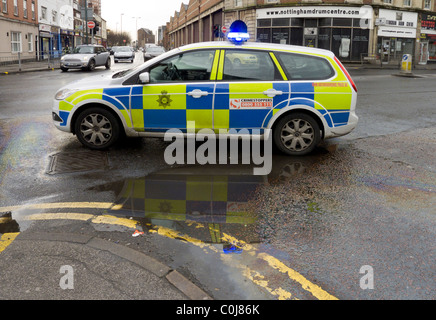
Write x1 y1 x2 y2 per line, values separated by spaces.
257 6 373 20
377 9 417 38
422 13 436 31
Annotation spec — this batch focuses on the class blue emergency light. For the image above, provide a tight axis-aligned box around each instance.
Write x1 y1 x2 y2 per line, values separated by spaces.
227 20 250 44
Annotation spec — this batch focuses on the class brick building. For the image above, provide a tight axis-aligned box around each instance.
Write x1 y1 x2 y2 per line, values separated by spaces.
165 0 436 64
0 0 39 60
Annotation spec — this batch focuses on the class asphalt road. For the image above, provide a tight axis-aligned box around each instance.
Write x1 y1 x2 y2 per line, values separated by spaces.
0 58 435 300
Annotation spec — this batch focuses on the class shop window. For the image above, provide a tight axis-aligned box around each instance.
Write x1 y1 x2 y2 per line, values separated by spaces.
258 19 271 27
318 28 331 50
351 28 369 61
319 18 332 27
275 52 335 80
272 28 289 44
272 18 290 27
257 28 271 43
304 19 318 28
291 18 303 27
333 18 352 27
332 28 352 60
290 28 303 46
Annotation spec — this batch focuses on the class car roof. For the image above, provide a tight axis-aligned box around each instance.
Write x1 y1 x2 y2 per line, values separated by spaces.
179 41 334 57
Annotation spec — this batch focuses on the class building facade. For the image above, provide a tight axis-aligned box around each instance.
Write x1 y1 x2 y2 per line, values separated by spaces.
165 0 436 64
0 0 39 60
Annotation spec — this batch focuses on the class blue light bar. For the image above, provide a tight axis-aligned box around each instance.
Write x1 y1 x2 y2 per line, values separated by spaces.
227 20 250 44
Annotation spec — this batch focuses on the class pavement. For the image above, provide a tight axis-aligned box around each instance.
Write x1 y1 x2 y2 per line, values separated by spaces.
0 218 213 300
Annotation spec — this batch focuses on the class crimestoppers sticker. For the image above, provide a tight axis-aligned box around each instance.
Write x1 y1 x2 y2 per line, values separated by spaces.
230 98 273 109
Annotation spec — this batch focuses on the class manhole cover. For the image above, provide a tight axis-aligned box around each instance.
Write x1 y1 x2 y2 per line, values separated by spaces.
47 151 108 174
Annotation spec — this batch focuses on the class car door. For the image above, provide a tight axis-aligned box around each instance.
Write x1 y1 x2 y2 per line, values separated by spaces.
214 49 289 132
130 49 219 132
95 46 106 66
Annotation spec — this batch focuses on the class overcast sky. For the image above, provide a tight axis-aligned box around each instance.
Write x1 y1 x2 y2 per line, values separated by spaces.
101 0 185 41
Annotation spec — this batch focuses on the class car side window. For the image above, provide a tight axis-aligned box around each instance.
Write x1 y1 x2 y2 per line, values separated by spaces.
275 52 335 80
148 50 215 83
222 50 279 81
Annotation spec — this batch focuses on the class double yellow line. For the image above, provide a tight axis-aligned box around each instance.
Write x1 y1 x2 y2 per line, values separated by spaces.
0 201 338 300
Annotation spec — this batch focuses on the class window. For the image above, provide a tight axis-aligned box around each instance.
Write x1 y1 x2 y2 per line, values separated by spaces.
31 1 34 19
223 50 279 81
14 0 18 15
424 0 431 9
403 0 411 6
41 6 47 20
23 0 27 18
383 0 392 4
2 0 6 13
11 32 22 53
275 52 334 80
149 50 215 83
28 33 33 52
234 0 242 7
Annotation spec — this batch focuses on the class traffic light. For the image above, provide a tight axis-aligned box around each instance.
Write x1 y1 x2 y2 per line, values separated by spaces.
213 24 220 38
94 21 100 34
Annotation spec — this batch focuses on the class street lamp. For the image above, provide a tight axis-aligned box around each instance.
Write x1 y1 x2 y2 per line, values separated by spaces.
121 13 124 35
133 16 141 48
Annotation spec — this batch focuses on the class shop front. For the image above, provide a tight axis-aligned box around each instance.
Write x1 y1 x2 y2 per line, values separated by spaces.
256 6 373 62
376 9 417 64
420 13 436 63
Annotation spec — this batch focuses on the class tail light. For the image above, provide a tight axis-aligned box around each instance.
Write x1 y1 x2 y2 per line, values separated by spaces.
334 56 357 92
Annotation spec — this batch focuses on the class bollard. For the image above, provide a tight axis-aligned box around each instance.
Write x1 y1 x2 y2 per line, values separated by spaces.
400 54 412 74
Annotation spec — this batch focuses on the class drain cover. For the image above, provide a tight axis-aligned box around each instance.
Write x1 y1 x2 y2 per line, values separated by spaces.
47 151 108 174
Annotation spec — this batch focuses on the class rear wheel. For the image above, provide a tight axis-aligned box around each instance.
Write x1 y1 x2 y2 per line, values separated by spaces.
74 107 120 150
273 113 321 156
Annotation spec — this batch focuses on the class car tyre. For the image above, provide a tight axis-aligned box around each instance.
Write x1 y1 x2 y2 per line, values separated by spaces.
74 107 120 150
273 113 320 156
87 59 96 71
61 67 68 72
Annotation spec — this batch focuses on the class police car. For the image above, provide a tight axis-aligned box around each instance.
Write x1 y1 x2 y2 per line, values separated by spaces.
53 21 357 156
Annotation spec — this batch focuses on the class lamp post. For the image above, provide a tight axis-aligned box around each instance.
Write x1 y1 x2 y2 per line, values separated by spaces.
133 16 141 49
120 13 124 36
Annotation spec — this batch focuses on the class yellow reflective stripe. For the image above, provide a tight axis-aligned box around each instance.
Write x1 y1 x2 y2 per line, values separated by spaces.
269 52 287 80
210 50 220 81
65 89 103 104
217 50 225 80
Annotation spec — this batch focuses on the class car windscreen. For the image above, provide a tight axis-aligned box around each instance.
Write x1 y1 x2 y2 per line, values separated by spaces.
147 47 164 53
72 46 95 54
116 47 132 52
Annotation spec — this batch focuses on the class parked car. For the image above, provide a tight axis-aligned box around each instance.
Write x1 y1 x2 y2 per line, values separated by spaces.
113 46 135 63
143 46 165 61
53 40 357 154
60 45 111 72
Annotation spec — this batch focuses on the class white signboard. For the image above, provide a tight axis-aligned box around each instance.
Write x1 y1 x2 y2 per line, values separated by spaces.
377 9 417 38
257 6 373 20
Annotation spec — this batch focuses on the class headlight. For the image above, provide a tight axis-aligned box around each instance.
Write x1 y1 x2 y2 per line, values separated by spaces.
83 56 89 61
61 56 66 61
55 88 77 100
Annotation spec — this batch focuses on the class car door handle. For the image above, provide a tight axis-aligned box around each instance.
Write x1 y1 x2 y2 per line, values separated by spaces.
187 89 209 98
263 89 283 97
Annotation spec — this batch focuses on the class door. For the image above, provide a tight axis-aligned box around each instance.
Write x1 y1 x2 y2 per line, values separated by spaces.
214 49 288 131
419 41 429 65
130 49 218 132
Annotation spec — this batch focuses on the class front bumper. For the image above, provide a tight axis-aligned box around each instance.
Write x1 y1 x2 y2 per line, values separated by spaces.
61 61 89 69
52 100 71 133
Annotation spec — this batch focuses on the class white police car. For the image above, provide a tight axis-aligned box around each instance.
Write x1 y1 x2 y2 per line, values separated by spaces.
53 21 357 155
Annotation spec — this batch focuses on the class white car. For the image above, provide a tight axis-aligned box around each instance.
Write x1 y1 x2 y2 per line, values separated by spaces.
113 46 135 63
60 45 111 71
53 38 357 155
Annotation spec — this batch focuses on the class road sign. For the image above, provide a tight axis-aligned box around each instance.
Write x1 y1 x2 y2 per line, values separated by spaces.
222 26 227 33
87 21 95 29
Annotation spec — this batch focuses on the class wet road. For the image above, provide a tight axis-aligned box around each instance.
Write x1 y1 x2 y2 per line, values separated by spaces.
0 59 435 300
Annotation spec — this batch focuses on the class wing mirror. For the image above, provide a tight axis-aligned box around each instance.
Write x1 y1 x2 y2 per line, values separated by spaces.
139 72 150 84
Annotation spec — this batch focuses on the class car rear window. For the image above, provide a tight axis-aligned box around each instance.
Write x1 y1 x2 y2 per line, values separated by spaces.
275 52 335 80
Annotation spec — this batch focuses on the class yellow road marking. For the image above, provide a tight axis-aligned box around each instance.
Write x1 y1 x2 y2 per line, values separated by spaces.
0 232 20 254
0 202 115 212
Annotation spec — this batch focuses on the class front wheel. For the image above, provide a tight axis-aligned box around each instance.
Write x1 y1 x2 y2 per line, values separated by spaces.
273 113 321 156
74 107 120 150
87 59 96 71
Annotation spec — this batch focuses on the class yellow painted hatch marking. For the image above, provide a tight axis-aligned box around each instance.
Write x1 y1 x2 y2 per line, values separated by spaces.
0 233 20 254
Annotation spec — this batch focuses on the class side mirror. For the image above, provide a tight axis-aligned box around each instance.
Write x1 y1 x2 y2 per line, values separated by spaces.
139 72 150 84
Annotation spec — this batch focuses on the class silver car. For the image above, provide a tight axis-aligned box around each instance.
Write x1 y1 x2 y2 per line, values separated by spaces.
114 46 135 63
143 46 165 61
60 45 111 72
